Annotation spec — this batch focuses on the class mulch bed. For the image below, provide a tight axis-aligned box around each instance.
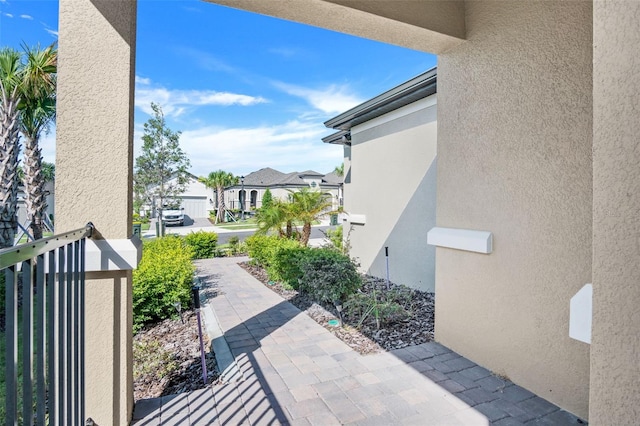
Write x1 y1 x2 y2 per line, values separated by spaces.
239 262 435 355
133 310 220 401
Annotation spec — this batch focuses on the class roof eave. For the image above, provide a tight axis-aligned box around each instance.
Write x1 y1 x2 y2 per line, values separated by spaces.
324 66 437 131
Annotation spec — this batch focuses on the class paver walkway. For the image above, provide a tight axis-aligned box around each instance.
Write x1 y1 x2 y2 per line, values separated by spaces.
133 257 586 425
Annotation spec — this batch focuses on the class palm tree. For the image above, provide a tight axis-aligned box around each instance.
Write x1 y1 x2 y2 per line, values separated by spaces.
199 170 239 224
290 187 332 246
19 43 57 240
334 163 344 177
0 48 23 248
256 199 296 238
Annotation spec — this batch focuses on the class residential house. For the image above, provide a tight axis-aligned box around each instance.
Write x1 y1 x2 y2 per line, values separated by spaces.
44 1 640 423
143 172 211 219
224 167 341 213
324 68 437 292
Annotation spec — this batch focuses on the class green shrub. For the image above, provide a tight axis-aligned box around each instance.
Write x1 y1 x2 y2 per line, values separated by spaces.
133 236 195 331
326 225 343 250
133 212 150 224
184 230 218 259
261 188 273 210
133 340 178 381
245 234 281 266
266 242 309 289
345 290 408 330
228 236 240 255
298 248 361 303
246 234 310 288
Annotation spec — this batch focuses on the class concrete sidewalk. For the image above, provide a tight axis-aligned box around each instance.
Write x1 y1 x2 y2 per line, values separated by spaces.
133 257 586 425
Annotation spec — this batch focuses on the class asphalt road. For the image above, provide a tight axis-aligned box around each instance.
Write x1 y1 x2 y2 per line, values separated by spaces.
214 225 334 245
166 216 336 244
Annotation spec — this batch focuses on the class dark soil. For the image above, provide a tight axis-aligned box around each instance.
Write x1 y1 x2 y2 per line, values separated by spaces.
239 262 435 354
133 310 220 401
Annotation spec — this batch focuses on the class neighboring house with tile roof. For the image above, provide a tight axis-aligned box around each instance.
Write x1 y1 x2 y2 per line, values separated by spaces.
324 67 437 292
223 167 342 213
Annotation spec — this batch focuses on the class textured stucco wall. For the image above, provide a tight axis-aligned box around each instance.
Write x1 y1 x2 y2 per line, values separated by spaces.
436 1 592 418
347 99 437 291
57 0 135 237
57 0 137 423
591 1 640 423
209 0 465 54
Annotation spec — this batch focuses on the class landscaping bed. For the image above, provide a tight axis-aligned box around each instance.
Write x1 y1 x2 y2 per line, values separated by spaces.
239 261 435 355
133 310 219 400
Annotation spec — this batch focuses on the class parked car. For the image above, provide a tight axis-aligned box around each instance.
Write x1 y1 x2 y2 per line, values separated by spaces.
161 205 184 226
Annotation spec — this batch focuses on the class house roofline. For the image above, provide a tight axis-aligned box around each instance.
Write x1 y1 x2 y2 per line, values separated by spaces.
323 66 437 132
322 130 351 146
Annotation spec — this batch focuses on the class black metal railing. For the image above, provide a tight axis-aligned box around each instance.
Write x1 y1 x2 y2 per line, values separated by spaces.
1 223 93 425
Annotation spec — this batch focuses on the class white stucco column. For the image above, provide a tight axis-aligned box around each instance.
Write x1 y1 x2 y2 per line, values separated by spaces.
591 1 640 423
57 0 137 424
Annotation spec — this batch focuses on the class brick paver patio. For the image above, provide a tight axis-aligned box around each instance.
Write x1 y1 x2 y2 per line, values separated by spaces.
133 257 586 425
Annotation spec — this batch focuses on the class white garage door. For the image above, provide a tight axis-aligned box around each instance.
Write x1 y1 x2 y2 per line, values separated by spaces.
181 196 207 218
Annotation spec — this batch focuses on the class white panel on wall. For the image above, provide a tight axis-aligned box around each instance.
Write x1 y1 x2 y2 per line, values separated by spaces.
427 227 492 254
346 214 366 225
569 283 592 344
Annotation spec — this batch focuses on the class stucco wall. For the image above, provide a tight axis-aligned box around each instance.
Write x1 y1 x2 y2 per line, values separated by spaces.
591 1 640 423
346 98 437 291
57 0 137 423
436 1 592 418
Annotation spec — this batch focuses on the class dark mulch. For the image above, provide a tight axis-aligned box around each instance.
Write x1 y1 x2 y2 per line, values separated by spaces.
133 310 220 401
239 262 435 354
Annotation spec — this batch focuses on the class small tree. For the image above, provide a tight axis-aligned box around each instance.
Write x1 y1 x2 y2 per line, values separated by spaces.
198 170 238 224
334 163 344 177
20 43 57 240
261 188 273 210
256 199 295 238
290 188 332 246
134 103 190 233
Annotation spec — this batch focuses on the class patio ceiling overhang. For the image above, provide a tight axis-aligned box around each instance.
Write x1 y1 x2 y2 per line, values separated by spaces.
206 0 466 54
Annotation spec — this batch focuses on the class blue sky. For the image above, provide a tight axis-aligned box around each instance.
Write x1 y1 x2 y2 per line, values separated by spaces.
1 0 436 176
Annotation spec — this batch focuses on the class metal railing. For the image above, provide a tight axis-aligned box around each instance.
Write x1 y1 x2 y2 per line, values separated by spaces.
1 223 93 425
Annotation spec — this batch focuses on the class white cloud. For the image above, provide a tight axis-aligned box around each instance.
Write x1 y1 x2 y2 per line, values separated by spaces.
170 120 342 176
173 46 235 73
20 14 33 20
268 47 299 58
4 13 13 18
45 28 58 37
135 78 268 118
273 81 363 114
135 75 151 85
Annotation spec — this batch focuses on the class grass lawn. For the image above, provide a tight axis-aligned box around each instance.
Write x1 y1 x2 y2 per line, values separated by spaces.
212 218 320 231
141 223 150 231
213 218 258 230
